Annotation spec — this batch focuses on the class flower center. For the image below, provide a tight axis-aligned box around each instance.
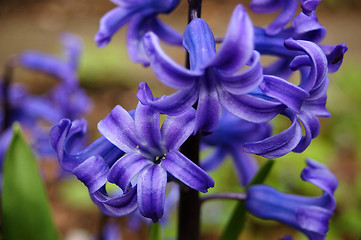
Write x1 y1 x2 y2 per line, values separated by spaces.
154 154 166 164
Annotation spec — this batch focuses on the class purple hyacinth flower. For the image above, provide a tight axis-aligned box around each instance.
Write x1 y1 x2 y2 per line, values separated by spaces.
244 38 331 158
139 5 285 134
250 0 322 35
201 109 272 185
245 159 338 240
94 0 182 65
50 118 138 217
97 102 214 222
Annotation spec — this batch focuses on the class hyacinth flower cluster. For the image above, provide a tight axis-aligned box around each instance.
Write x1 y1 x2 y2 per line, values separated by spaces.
50 0 347 239
0 33 91 178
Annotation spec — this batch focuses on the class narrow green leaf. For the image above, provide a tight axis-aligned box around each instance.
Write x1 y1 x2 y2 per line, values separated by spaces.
2 124 59 240
247 159 275 187
150 222 161 240
219 159 275 240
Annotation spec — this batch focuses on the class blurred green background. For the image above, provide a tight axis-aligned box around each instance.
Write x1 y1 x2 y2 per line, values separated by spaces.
0 0 361 239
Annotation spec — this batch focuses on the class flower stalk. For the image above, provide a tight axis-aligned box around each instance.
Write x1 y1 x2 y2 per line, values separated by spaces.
177 1 203 240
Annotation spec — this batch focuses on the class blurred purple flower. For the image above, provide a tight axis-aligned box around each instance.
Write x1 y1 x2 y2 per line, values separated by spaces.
139 5 285 134
201 109 272 185
245 159 338 240
94 0 182 65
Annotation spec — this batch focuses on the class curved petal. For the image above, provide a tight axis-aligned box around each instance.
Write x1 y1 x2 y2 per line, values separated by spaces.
50 119 125 172
229 146 258 186
292 12 326 43
143 32 200 89
137 164 167 222
250 0 284 13
134 102 162 152
301 158 338 209
219 51 263 95
285 38 327 92
244 110 303 158
200 147 227 172
98 105 139 153
299 0 322 15
265 0 298 35
94 7 138 48
108 153 151 191
293 111 320 153
91 186 138 217
194 74 221 133
126 13 153 66
137 81 199 116
218 89 285 123
302 93 330 117
72 156 109 193
161 108 196 150
296 205 333 239
207 5 254 74
321 43 348 73
162 150 214 193
260 75 309 111
183 18 216 71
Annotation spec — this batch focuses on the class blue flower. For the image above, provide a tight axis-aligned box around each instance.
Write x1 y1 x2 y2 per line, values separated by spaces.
245 159 338 240
244 38 334 158
50 118 137 217
201 109 271 185
51 102 214 222
94 0 182 65
139 5 285 134
98 103 214 222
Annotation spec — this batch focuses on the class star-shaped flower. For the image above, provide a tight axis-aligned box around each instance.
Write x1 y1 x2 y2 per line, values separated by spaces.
98 103 214 222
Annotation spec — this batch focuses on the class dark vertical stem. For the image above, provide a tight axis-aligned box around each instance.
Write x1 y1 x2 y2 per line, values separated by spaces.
2 57 17 131
177 1 202 240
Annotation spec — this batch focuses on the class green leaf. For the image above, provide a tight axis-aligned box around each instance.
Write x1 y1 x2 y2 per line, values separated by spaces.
248 159 275 187
150 222 161 240
2 124 59 240
219 159 275 240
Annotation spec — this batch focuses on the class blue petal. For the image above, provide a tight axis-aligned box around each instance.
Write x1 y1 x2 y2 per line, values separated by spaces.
161 108 196 150
162 150 214 193
285 38 327 92
137 81 199 116
260 75 309 111
91 186 138 217
219 51 263 95
143 33 200 89
244 110 303 158
200 147 227 172
108 153 151 191
265 0 298 35
292 12 326 43
72 156 109 193
194 73 221 133
299 0 322 15
218 89 285 123
321 43 348 73
293 111 320 153
134 102 162 153
208 5 254 74
94 7 138 47
137 164 167 222
98 105 139 153
183 18 216 71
